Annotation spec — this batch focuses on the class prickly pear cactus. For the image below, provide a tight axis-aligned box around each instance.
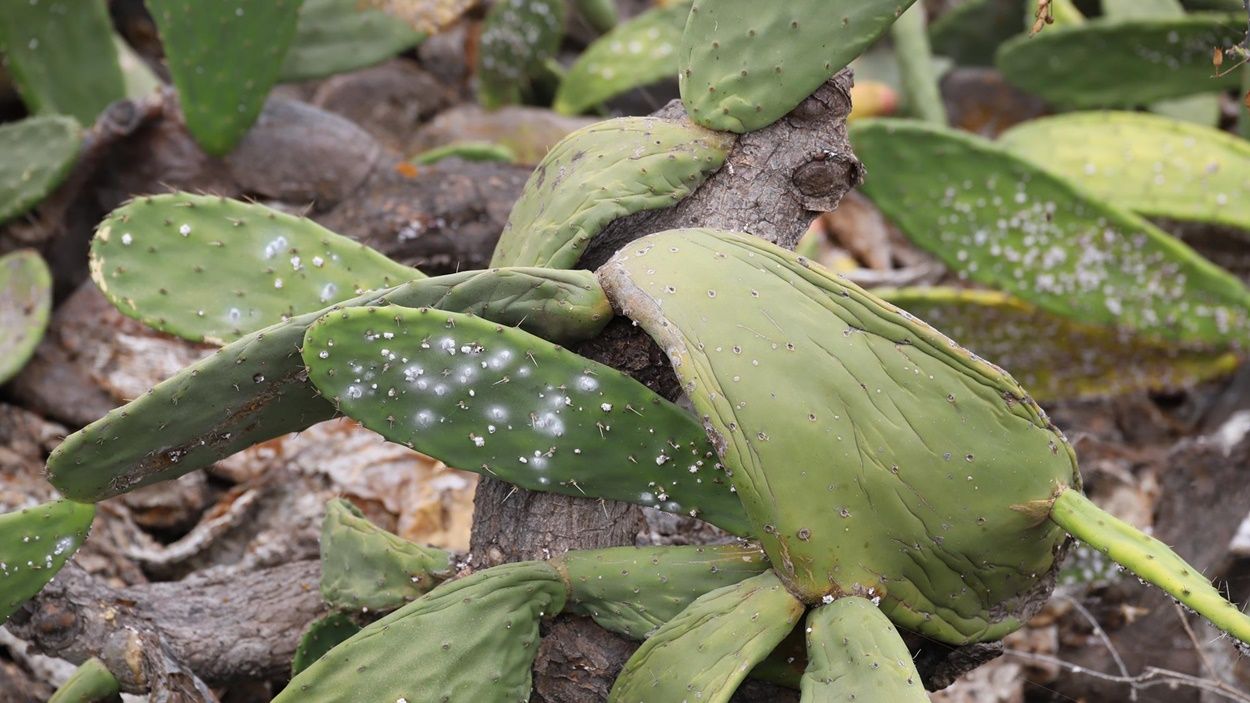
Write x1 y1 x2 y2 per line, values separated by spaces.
48 268 613 502
301 307 751 533
0 500 95 623
275 561 567 702
999 111 1250 232
0 115 81 224
599 229 1077 643
801 597 927 702
879 287 1239 402
608 570 804 702
996 13 1244 107
0 0 125 124
678 0 918 132
553 1 691 115
47 657 120 703
91 193 422 345
559 544 771 638
573 0 618 33
1103 0 1184 19
476 0 566 108
280 0 425 82
852 119 1250 348
412 141 517 165
0 250 53 385
490 117 734 269
929 0 1025 66
319 498 453 611
147 0 304 155
291 613 361 677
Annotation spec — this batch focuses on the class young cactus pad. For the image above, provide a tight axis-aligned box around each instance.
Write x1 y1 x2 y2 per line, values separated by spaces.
878 287 1239 402
801 596 927 702
91 193 422 345
995 14 1244 108
553 1 692 115
0 115 81 224
678 0 918 133
490 117 734 269
599 228 1078 642
476 0 567 108
851 119 1250 348
279 0 425 83
301 306 751 533
608 570 805 702
291 613 361 677
275 561 567 703
999 111 1250 232
320 498 453 611
47 657 121 703
147 0 304 155
0 250 53 385
47 268 612 502
0 0 125 125
0 500 95 623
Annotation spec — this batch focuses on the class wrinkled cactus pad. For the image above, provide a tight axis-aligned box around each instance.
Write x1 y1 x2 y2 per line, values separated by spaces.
852 119 1250 348
0 115 81 224
320 498 453 611
999 111 1250 232
600 229 1078 643
275 561 566 702
0 250 53 385
491 116 734 269
91 193 422 345
47 657 120 703
476 0 566 107
280 0 425 82
801 596 927 702
302 306 750 532
291 613 361 677
0 500 95 623
678 0 917 132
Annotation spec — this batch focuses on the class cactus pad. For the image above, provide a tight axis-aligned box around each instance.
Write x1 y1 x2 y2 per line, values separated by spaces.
0 116 81 224
553 1 691 115
91 193 422 345
999 111 1250 232
291 613 361 677
929 0 1025 66
608 570 804 702
148 0 304 155
320 498 453 611
0 250 52 386
412 141 517 165
600 229 1078 643
47 658 120 703
48 268 613 502
0 0 125 125
996 14 1243 108
302 307 750 532
801 597 927 702
880 287 1239 402
573 0 618 33
678 0 918 132
476 0 567 108
559 544 770 639
0 500 95 623
280 0 425 82
852 119 1250 348
491 117 733 269
275 561 567 702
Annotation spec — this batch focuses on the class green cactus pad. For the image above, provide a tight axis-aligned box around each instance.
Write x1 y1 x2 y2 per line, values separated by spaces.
879 287 1239 402
291 613 361 677
0 0 125 125
1104 0 1185 18
91 193 422 345
559 544 770 639
573 0 618 33
48 268 612 502
995 14 1244 108
852 119 1250 348
678 0 918 132
412 141 517 165
0 250 52 385
320 498 453 612
1049 488 1250 646
275 561 567 703
929 0 1025 66
999 111 1250 232
476 0 567 108
47 657 120 703
302 307 750 532
892 3 947 125
608 570 804 703
490 117 733 269
553 1 691 115
0 500 95 624
801 597 927 702
0 115 81 224
600 229 1078 643
148 0 304 155
280 0 425 82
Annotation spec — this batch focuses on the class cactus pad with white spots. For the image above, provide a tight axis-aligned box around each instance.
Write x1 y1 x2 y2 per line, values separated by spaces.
476 0 566 107
0 500 95 623
0 250 52 385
